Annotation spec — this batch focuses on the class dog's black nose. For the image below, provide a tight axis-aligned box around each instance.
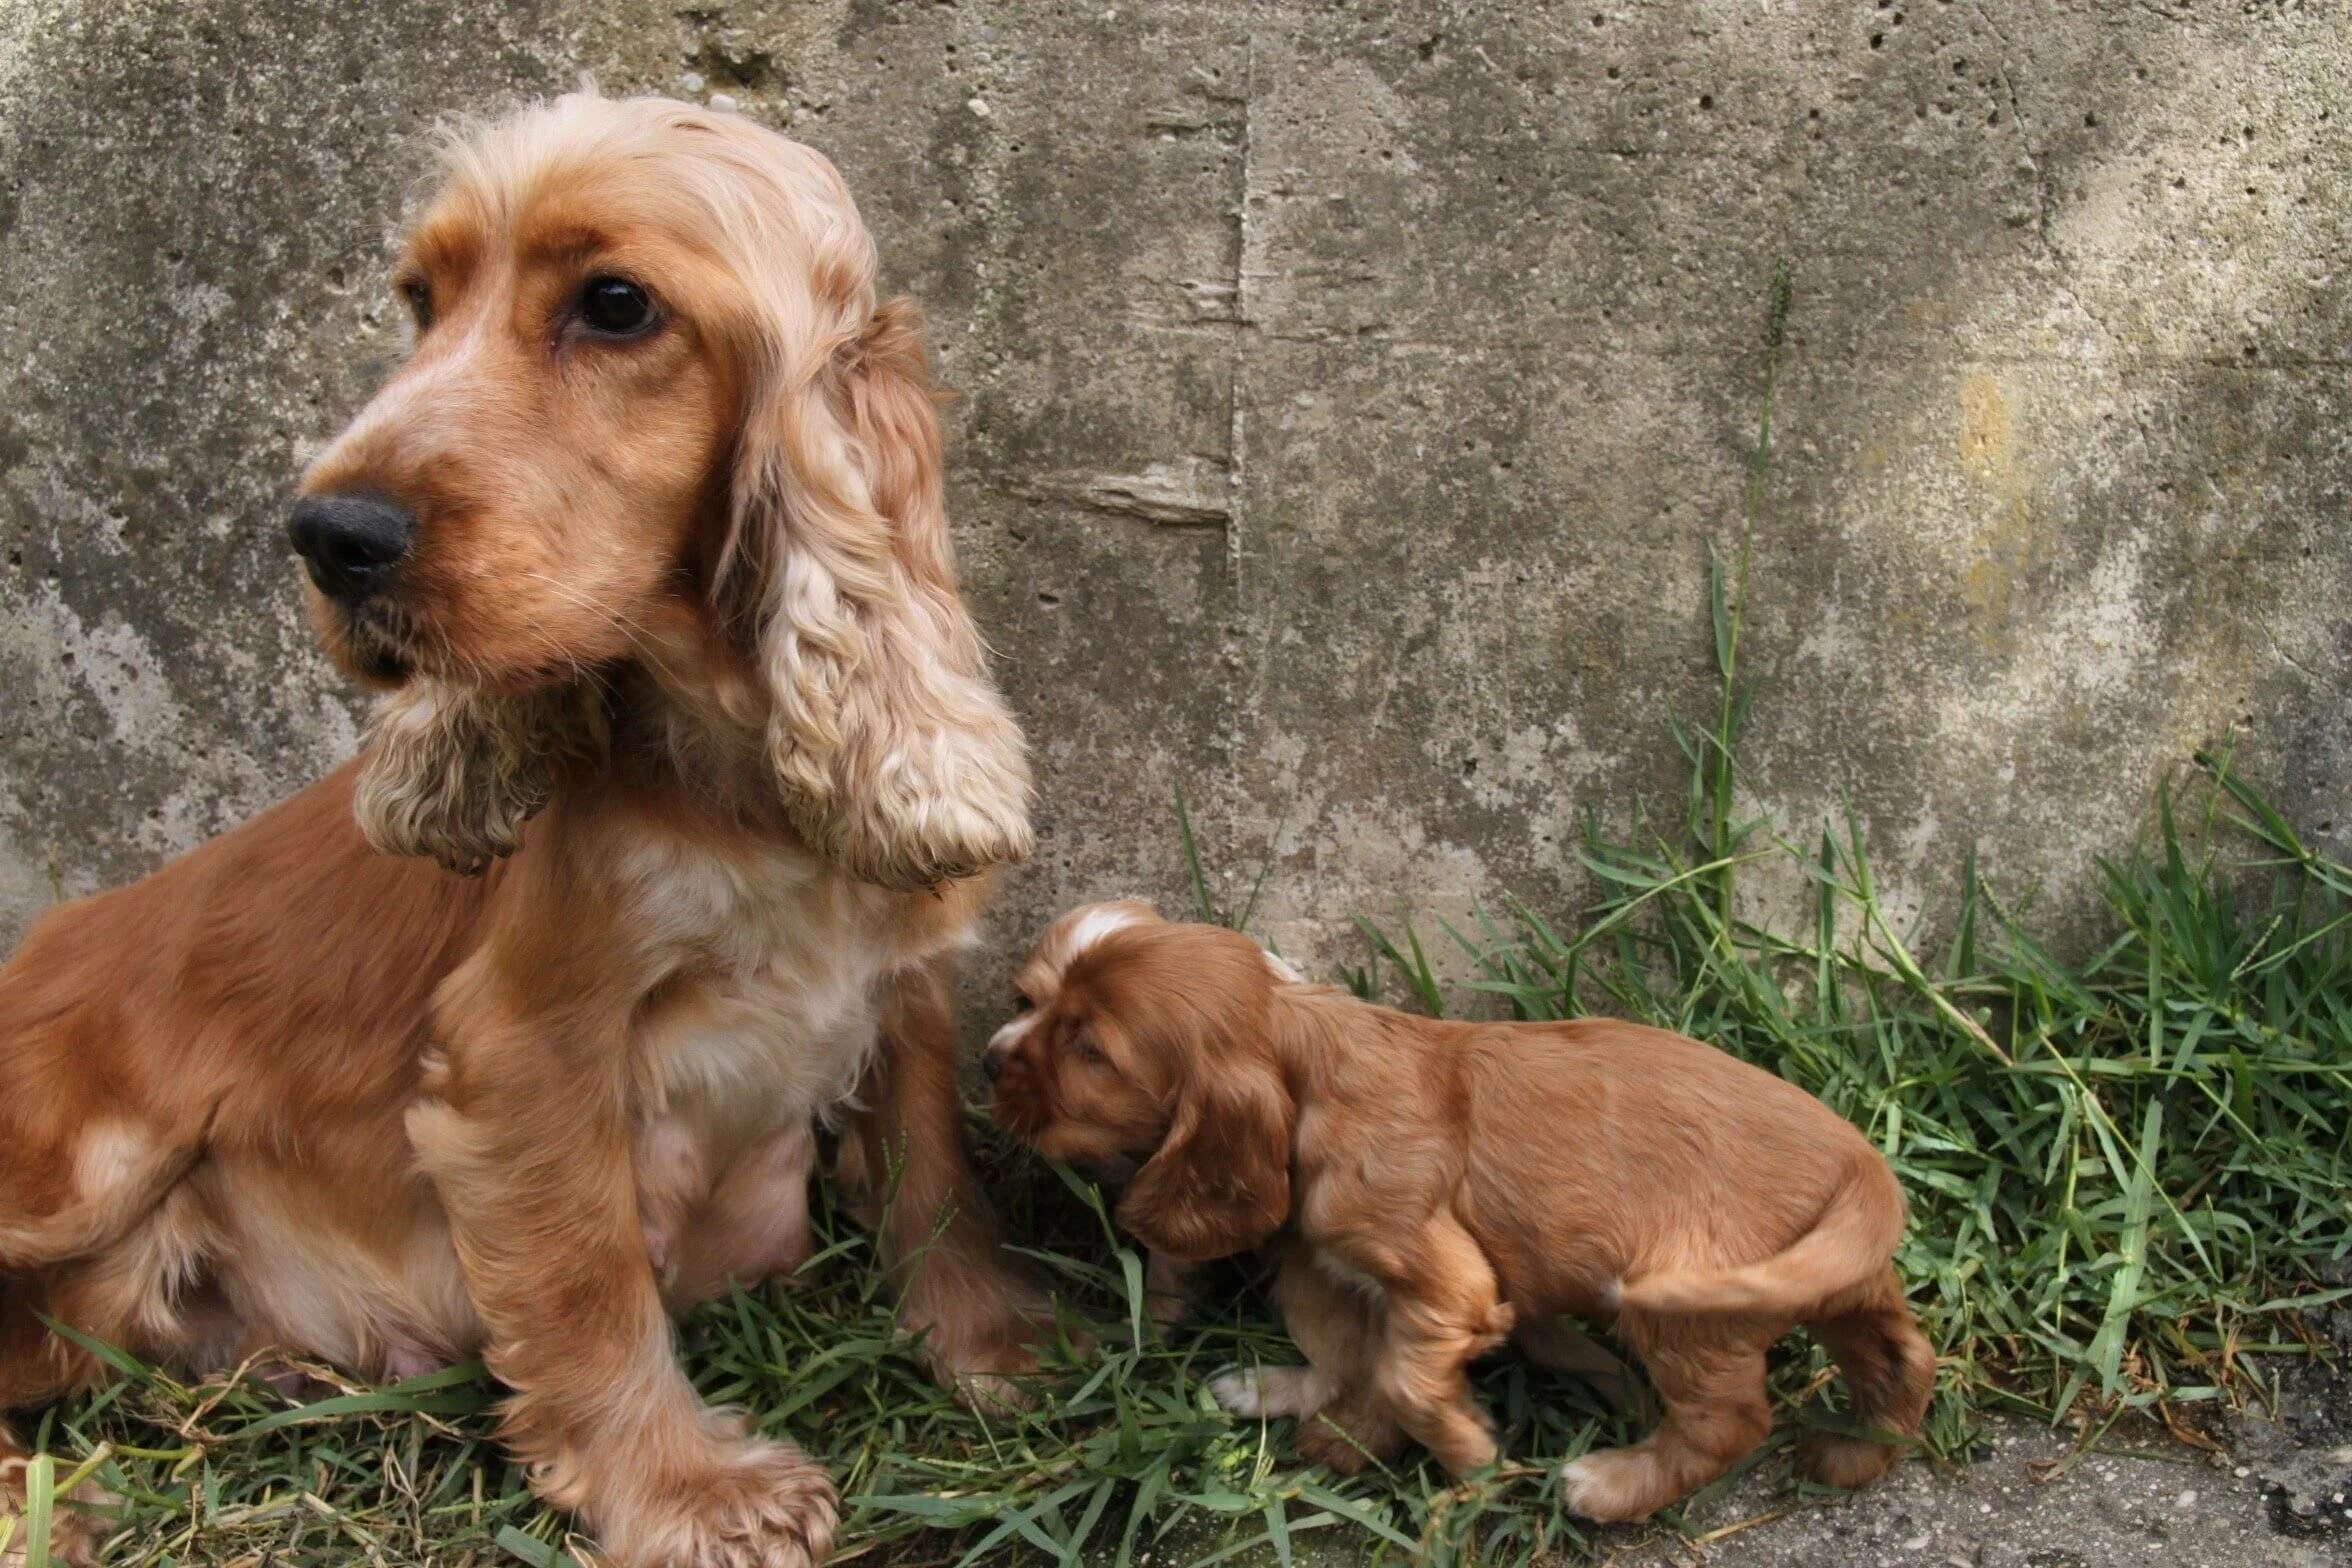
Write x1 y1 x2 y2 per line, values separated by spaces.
289 492 414 600
982 1046 1006 1082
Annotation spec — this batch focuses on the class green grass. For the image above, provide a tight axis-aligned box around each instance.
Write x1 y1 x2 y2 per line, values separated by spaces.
12 270 2351 1566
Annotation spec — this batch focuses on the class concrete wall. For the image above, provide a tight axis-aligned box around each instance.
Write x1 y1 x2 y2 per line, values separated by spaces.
2 1 2346 986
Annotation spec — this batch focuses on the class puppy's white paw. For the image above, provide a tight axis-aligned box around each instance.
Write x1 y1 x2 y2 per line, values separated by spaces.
1557 1447 1663 1524
1211 1366 1339 1420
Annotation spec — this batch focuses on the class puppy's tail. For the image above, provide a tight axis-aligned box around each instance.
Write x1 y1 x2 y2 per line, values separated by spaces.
1618 1164 1905 1320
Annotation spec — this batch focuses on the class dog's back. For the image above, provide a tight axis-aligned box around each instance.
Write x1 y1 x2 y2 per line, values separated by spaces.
1448 1017 1899 1319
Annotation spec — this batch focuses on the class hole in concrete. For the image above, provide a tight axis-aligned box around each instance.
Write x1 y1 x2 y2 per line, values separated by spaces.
1871 31 1885 48
1698 93 1714 109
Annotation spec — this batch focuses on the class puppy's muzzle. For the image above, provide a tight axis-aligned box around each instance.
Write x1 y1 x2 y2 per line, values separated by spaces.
289 491 415 602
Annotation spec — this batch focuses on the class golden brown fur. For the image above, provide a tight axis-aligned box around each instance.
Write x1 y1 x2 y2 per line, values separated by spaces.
0 92 1050 1567
988 904 1936 1522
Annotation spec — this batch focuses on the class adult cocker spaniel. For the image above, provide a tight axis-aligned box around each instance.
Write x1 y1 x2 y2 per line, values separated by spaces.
0 92 1050 1568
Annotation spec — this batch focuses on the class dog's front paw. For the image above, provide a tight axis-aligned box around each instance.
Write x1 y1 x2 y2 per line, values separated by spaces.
1557 1446 1667 1524
1211 1366 1339 1420
906 1258 1063 1412
590 1438 836 1568
0 1448 114 1567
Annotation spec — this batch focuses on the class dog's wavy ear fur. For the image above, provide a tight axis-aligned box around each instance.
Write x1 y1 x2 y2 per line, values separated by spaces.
1111 932 1295 1261
723 171 1033 890
353 680 582 875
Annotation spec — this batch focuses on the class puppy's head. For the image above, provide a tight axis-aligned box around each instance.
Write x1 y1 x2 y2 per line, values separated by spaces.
987 902 1297 1262
300 91 1030 885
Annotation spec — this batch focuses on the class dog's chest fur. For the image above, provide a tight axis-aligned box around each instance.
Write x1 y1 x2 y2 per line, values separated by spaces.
616 823 959 1151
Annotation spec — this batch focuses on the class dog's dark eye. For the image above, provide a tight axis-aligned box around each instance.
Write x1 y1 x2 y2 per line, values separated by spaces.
1074 1037 1106 1066
1012 992 1034 1014
399 281 432 331
578 276 656 337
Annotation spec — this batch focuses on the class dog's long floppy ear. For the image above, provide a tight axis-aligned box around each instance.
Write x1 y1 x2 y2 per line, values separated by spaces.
729 281 1034 891
1112 946 1295 1262
352 679 585 875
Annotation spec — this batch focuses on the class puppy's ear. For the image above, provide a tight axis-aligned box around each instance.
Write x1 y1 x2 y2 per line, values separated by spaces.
1113 961 1294 1261
728 290 1033 890
1117 1059 1293 1261
352 679 588 874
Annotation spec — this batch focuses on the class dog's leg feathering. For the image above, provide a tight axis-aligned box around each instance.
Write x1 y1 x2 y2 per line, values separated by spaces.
836 961 1056 1405
410 960 834 1568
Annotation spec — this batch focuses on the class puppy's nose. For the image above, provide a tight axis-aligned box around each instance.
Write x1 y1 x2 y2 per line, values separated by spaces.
289 492 414 600
982 1045 1006 1083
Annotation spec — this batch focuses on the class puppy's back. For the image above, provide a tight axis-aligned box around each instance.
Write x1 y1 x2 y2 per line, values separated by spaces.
1455 1017 1896 1315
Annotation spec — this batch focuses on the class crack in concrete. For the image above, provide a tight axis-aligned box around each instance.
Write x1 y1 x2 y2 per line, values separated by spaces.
2260 624 2327 687
1006 458 1232 527
1225 30 1257 597
1971 0 2129 359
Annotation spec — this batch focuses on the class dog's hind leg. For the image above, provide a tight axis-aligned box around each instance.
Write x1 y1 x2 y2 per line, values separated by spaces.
1558 1336 1772 1523
1799 1267 1935 1489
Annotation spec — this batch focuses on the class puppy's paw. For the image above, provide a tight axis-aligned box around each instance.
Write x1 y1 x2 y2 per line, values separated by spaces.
1797 1430 1902 1490
1211 1366 1338 1420
1557 1446 1667 1524
1145 1250 1197 1331
591 1438 837 1568
0 1449 115 1568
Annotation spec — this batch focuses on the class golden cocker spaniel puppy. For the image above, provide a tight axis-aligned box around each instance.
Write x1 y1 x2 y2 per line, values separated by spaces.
0 92 1052 1568
987 902 1936 1523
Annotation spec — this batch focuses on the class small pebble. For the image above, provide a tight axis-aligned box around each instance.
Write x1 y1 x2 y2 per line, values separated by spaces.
681 70 705 92
967 97 991 118
709 93 738 112
2174 1488 2197 1509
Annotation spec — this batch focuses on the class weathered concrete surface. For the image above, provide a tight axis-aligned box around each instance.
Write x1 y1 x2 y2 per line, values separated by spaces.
2 2 2348 982
1611 1416 2349 1568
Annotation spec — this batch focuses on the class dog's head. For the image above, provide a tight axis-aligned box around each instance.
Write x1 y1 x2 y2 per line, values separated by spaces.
299 92 1030 886
986 903 1298 1262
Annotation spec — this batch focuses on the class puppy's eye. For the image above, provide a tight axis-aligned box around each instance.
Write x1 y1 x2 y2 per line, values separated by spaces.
399 281 432 331
1012 992 1034 1014
577 275 657 337
1075 1038 1106 1066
